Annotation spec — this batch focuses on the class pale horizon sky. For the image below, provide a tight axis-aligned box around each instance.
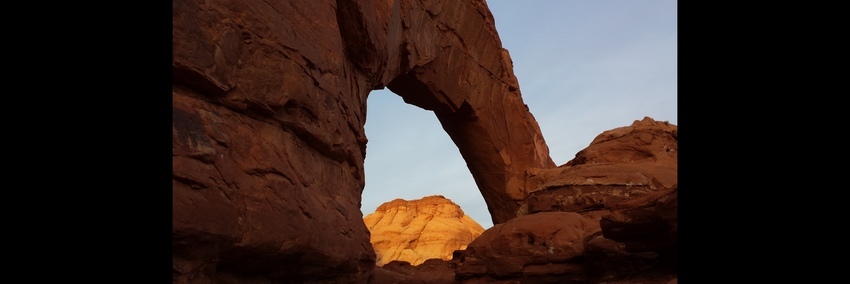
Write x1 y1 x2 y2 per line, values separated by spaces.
360 0 677 229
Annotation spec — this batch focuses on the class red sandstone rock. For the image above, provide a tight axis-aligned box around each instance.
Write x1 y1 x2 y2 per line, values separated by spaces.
600 186 677 256
575 186 678 283
451 118 678 283
382 0 556 222
524 117 678 215
364 196 485 266
173 0 553 282
173 0 678 282
454 212 601 283
372 259 455 284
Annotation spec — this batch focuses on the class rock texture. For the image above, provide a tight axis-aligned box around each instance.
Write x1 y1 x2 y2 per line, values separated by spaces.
588 185 677 283
455 212 602 283
364 195 485 266
173 0 554 282
173 0 677 282
524 117 678 216
372 259 456 284
453 117 678 283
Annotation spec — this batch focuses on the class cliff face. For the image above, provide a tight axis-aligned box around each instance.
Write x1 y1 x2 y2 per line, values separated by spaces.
173 0 553 282
364 195 485 266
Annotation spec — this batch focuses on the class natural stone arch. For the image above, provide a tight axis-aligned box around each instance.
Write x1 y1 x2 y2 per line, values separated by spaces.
377 0 556 223
383 60 554 223
172 0 555 282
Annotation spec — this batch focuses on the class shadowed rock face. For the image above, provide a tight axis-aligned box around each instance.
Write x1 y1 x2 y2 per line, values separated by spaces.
173 0 553 282
361 118 678 283
373 259 456 284
524 117 678 216
453 118 678 283
455 212 602 283
364 195 485 266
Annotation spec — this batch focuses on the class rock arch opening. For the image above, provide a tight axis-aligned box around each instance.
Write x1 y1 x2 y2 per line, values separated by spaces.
173 0 559 281
370 59 557 225
360 88 492 228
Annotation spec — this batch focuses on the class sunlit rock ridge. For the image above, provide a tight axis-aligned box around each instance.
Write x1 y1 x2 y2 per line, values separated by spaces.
364 195 485 266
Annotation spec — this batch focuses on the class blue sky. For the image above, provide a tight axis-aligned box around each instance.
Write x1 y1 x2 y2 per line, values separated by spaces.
360 0 677 229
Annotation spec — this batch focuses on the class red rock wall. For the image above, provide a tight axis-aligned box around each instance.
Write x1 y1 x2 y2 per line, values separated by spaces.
173 0 553 282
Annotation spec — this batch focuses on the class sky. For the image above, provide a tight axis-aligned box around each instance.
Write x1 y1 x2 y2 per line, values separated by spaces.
359 0 677 229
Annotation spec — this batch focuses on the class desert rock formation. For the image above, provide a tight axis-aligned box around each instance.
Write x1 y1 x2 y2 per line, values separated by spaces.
453 117 677 283
364 195 485 266
173 0 553 282
456 212 602 282
373 118 678 283
172 0 677 282
524 117 678 216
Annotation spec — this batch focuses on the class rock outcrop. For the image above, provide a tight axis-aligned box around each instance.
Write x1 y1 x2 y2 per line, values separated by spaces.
364 195 485 266
173 0 554 282
365 117 680 282
372 259 456 284
524 117 678 216
455 212 602 283
172 0 677 282
453 117 678 283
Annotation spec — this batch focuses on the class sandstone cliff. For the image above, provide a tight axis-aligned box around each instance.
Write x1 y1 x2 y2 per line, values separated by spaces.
364 195 484 266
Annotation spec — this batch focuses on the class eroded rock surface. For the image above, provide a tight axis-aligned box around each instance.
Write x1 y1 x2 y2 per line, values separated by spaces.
453 212 601 283
381 0 556 222
524 117 678 216
364 195 485 266
586 185 678 283
173 0 553 282
372 259 456 284
173 0 676 282
452 118 678 283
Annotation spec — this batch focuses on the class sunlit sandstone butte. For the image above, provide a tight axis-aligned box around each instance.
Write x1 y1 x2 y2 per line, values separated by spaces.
364 195 485 266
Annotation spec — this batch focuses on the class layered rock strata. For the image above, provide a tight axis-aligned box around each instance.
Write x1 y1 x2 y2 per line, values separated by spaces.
364 195 485 266
453 117 678 283
173 0 554 282
524 117 678 216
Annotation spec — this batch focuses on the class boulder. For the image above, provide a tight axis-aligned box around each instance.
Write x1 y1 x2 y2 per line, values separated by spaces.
454 212 601 283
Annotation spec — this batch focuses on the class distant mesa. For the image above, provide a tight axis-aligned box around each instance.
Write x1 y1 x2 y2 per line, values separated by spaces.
363 195 485 266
